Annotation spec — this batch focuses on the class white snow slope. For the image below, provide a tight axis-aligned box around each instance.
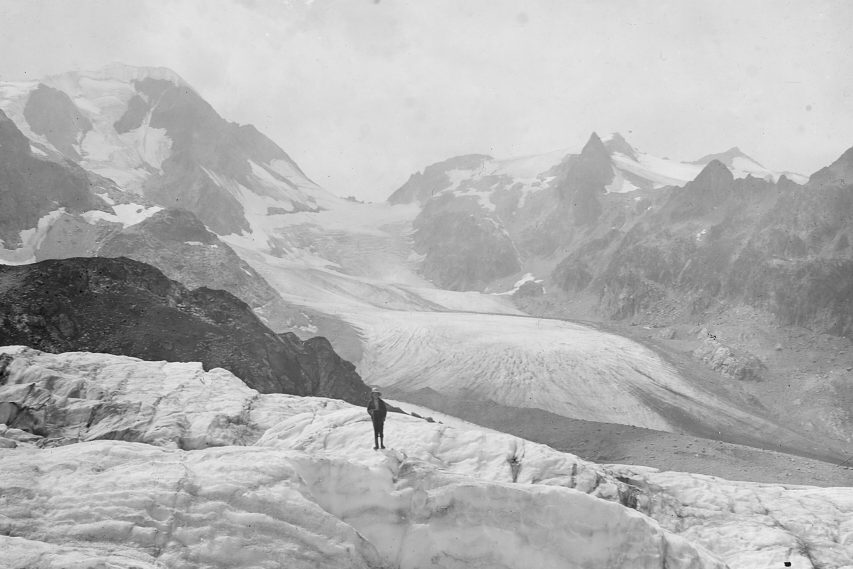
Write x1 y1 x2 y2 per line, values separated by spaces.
2 347 851 569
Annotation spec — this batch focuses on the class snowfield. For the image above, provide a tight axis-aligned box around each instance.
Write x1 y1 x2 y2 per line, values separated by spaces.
1 347 851 569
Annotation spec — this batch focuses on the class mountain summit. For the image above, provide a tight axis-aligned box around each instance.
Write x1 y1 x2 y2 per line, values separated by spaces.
0 64 336 237
603 131 638 160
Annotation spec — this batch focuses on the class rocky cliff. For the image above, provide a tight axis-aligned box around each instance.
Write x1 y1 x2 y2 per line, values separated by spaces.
0 257 370 403
0 108 108 248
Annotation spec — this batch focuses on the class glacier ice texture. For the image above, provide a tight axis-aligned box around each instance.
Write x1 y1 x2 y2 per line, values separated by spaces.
0 346 850 569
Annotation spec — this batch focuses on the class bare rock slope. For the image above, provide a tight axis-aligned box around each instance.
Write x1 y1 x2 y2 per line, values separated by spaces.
0 257 369 403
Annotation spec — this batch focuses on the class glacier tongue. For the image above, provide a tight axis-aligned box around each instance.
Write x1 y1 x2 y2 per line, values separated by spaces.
0 347 850 569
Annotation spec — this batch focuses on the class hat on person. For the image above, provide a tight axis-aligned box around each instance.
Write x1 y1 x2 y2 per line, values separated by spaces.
371 387 382 395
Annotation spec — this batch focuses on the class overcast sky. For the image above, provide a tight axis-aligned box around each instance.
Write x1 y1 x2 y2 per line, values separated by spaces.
0 0 850 201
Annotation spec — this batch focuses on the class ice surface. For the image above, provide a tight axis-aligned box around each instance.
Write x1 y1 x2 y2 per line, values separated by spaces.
352 310 791 435
1 347 849 569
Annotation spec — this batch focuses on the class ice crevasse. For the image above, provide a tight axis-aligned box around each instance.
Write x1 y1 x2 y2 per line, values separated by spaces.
0 346 850 569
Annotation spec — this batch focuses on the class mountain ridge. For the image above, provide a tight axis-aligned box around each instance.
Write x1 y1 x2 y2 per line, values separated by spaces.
0 256 371 403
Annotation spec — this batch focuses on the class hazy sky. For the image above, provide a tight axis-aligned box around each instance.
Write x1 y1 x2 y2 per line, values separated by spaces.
0 0 851 201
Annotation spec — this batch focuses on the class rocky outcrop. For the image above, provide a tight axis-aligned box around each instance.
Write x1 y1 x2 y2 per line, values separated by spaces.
412 194 521 290
552 132 612 224
0 257 370 403
604 132 638 161
22 84 92 159
810 145 853 188
692 329 765 381
0 109 107 247
667 160 735 222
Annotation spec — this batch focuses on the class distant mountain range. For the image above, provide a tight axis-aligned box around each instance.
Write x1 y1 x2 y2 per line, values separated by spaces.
389 131 853 337
389 131 806 208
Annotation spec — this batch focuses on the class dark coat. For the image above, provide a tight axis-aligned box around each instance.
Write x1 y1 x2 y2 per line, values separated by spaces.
367 397 387 421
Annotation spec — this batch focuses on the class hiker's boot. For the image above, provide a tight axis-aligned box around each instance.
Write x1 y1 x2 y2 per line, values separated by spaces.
379 435 385 449
373 436 379 450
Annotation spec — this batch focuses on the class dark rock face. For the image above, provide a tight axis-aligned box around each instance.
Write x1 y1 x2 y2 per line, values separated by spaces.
513 280 545 298
559 133 612 225
604 132 638 161
0 257 371 403
23 84 92 159
0 109 105 247
412 194 521 291
113 94 149 134
388 154 493 205
667 160 735 222
809 146 853 188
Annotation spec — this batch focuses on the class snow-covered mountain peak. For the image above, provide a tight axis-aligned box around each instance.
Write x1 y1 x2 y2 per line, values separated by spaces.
690 146 808 184
580 130 609 160
604 131 639 160
692 145 755 166
0 63 340 243
692 145 765 175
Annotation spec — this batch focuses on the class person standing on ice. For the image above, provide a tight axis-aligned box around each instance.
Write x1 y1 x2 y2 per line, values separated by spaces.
367 387 387 450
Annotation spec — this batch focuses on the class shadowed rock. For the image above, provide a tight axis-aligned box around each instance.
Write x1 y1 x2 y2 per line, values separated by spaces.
0 257 370 403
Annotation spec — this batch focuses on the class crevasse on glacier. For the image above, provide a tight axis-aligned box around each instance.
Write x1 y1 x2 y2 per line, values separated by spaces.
1 346 850 569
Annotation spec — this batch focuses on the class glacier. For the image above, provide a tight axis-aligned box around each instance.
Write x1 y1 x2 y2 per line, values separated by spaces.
1 346 851 569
